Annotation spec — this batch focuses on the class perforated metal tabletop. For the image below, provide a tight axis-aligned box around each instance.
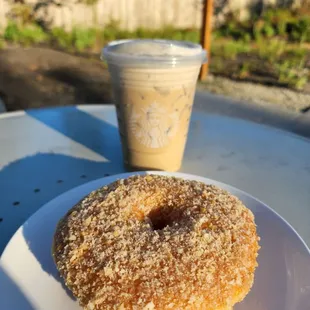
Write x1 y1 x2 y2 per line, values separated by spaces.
0 104 310 254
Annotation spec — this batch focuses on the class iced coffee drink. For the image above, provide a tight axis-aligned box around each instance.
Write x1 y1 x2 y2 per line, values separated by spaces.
102 40 206 171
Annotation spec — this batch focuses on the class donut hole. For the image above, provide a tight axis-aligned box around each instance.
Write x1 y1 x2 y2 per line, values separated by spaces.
148 206 183 231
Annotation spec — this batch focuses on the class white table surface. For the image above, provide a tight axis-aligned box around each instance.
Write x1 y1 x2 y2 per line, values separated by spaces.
0 104 310 254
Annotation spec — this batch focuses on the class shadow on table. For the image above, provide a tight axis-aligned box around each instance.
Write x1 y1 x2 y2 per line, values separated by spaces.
0 153 126 301
0 153 126 252
0 106 126 250
27 106 122 162
0 106 128 300
0 265 35 309
22 194 76 300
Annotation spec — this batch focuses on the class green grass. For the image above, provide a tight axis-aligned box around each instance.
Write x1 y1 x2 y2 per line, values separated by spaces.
48 23 200 52
276 58 309 90
256 39 287 62
50 27 73 50
0 38 5 49
211 39 251 60
210 37 309 89
99 22 200 43
4 21 48 45
216 8 310 43
238 62 251 79
51 27 98 51
0 10 309 91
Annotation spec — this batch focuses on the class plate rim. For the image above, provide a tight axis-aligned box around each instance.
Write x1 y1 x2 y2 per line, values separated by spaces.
1 170 310 260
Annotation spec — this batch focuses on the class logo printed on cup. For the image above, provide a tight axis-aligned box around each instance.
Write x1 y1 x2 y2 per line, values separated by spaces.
129 102 179 149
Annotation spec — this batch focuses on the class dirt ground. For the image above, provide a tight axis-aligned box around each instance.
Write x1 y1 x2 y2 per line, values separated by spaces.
0 47 112 111
1 47 310 113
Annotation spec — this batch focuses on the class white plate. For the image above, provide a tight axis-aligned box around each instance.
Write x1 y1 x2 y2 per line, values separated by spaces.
1 171 310 310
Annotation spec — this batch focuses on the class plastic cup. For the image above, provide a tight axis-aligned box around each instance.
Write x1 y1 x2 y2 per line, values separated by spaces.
101 39 206 171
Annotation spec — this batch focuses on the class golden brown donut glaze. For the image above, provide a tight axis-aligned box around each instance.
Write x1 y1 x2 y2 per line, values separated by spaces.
53 175 259 310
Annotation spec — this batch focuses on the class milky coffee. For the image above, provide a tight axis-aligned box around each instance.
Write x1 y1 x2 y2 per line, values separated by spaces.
102 40 206 171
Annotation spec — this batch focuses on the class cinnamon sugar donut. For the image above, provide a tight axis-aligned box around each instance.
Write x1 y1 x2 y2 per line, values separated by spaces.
52 175 259 310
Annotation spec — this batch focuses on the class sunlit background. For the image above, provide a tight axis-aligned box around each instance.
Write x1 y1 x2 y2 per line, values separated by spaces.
0 0 309 112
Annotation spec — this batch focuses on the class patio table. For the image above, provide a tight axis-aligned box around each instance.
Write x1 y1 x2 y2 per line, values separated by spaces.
0 104 310 254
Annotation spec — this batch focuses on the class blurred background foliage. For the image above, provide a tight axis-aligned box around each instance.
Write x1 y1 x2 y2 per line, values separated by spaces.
1 2 310 90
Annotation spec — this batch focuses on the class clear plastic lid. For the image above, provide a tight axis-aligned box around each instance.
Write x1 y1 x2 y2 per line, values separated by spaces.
101 39 207 67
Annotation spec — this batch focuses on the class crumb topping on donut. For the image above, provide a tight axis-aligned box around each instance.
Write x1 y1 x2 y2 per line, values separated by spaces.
53 175 260 310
